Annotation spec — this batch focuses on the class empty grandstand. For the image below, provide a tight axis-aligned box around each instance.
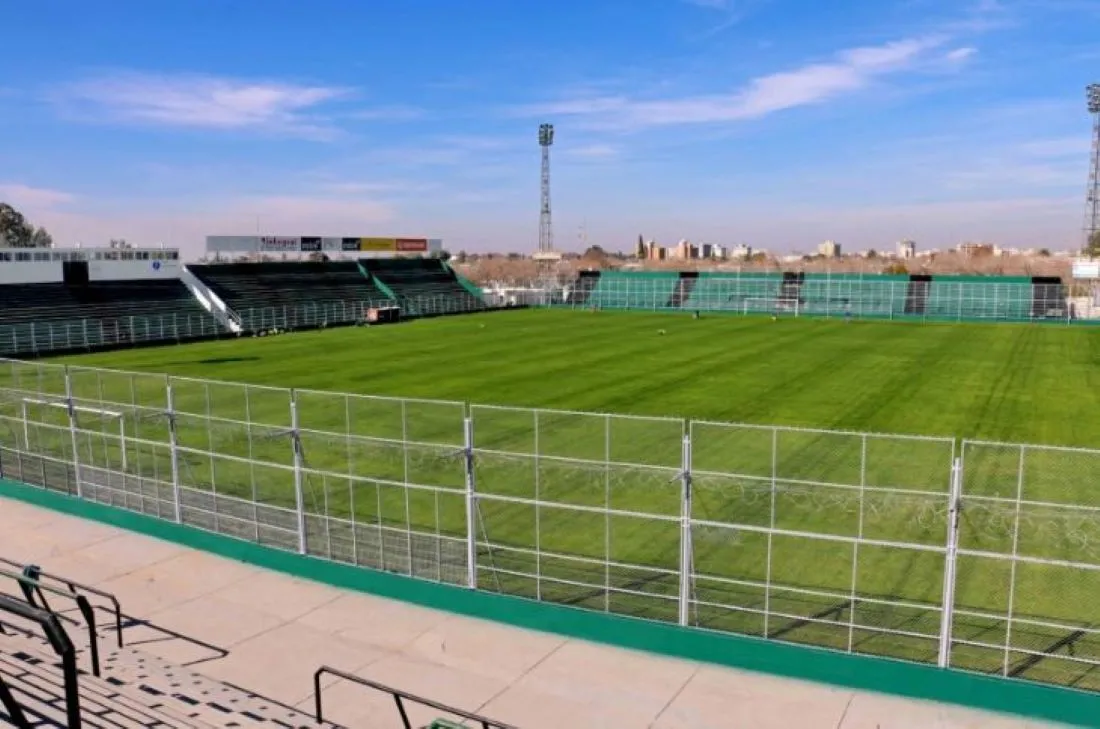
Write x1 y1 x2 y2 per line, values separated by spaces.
0 239 495 357
187 261 391 331
0 247 223 357
362 258 487 317
560 270 1083 323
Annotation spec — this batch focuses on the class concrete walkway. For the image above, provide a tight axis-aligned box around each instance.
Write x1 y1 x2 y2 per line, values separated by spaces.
0 497 1064 728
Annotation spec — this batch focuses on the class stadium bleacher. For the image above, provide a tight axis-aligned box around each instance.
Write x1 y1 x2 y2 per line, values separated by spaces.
361 258 486 317
588 270 679 309
0 279 222 356
0 553 516 728
188 261 393 331
564 270 1073 322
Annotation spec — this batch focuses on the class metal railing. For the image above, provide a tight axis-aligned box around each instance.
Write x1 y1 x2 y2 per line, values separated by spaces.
0 311 226 357
0 292 497 358
1 358 1099 693
314 666 518 729
0 556 123 649
0 565 103 676
0 671 30 729
0 593 81 728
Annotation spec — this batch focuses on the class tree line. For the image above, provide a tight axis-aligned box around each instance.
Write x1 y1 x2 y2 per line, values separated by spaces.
0 202 53 248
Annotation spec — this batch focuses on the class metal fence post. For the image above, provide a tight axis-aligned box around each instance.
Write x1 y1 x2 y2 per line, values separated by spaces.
937 455 964 668
289 388 307 555
165 377 183 524
463 415 478 589
63 367 83 499
678 427 693 627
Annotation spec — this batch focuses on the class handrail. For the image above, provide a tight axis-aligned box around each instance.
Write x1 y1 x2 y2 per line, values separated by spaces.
0 593 81 728
0 566 102 676
0 558 123 649
313 666 520 729
0 671 31 729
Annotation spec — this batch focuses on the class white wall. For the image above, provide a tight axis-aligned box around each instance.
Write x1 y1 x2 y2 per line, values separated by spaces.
0 262 61 284
0 259 182 285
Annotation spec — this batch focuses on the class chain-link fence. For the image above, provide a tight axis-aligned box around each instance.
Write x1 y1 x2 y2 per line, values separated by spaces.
2 358 1100 692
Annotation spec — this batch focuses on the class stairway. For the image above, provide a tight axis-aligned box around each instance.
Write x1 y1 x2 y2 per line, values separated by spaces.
904 275 931 315
0 625 336 727
665 272 698 308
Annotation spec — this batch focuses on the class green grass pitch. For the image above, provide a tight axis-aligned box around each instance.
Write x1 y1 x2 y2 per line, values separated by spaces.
57 308 1100 445
12 308 1100 687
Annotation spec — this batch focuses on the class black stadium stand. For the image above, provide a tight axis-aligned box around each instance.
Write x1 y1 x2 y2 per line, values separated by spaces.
188 261 391 331
0 279 222 357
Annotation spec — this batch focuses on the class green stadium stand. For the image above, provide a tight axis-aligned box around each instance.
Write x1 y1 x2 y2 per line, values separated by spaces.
572 270 1072 323
683 272 783 312
362 258 487 317
590 270 680 309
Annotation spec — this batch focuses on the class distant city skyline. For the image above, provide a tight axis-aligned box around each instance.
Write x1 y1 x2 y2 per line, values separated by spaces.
1 0 1097 259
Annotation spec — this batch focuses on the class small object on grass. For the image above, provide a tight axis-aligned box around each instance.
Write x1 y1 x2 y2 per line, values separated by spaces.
658 329 666 335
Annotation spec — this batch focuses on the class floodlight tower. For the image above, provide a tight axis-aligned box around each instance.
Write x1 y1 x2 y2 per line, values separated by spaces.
1085 84 1100 252
538 123 555 255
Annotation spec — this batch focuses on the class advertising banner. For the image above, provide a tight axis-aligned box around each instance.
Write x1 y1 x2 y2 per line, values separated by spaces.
321 238 343 252
341 237 361 251
259 236 299 252
300 236 322 252
360 237 397 252
396 238 428 252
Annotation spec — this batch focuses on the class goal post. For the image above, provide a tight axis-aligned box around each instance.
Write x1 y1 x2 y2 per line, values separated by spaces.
741 298 800 317
20 397 128 470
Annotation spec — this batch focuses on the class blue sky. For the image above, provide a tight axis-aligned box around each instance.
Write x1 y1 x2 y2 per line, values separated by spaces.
0 0 1097 257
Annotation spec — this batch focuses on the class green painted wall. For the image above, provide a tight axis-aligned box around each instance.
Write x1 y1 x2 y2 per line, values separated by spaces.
0 477 1096 728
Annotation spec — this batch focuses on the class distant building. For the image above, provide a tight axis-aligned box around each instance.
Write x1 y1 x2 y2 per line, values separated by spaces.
957 242 994 257
643 240 665 261
897 240 916 259
674 239 697 259
699 243 713 259
634 235 646 259
818 240 842 258
711 244 727 260
730 244 752 260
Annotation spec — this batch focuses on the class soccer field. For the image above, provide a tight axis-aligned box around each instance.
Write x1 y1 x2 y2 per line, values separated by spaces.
59 307 1100 446
8 308 1098 689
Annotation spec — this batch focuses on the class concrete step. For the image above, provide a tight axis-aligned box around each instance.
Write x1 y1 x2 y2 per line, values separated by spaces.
101 646 335 728
1 627 339 728
0 631 215 728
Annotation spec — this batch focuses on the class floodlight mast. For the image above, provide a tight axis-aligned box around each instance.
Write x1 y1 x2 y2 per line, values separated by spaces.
538 123 555 255
1085 84 1100 252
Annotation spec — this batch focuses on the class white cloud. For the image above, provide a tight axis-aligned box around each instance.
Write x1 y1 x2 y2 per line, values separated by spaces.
56 72 350 139
516 36 952 129
945 47 978 63
0 183 76 210
564 144 620 159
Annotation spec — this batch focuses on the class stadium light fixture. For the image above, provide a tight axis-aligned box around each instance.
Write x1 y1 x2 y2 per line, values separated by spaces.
1089 84 1100 114
538 123 554 147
